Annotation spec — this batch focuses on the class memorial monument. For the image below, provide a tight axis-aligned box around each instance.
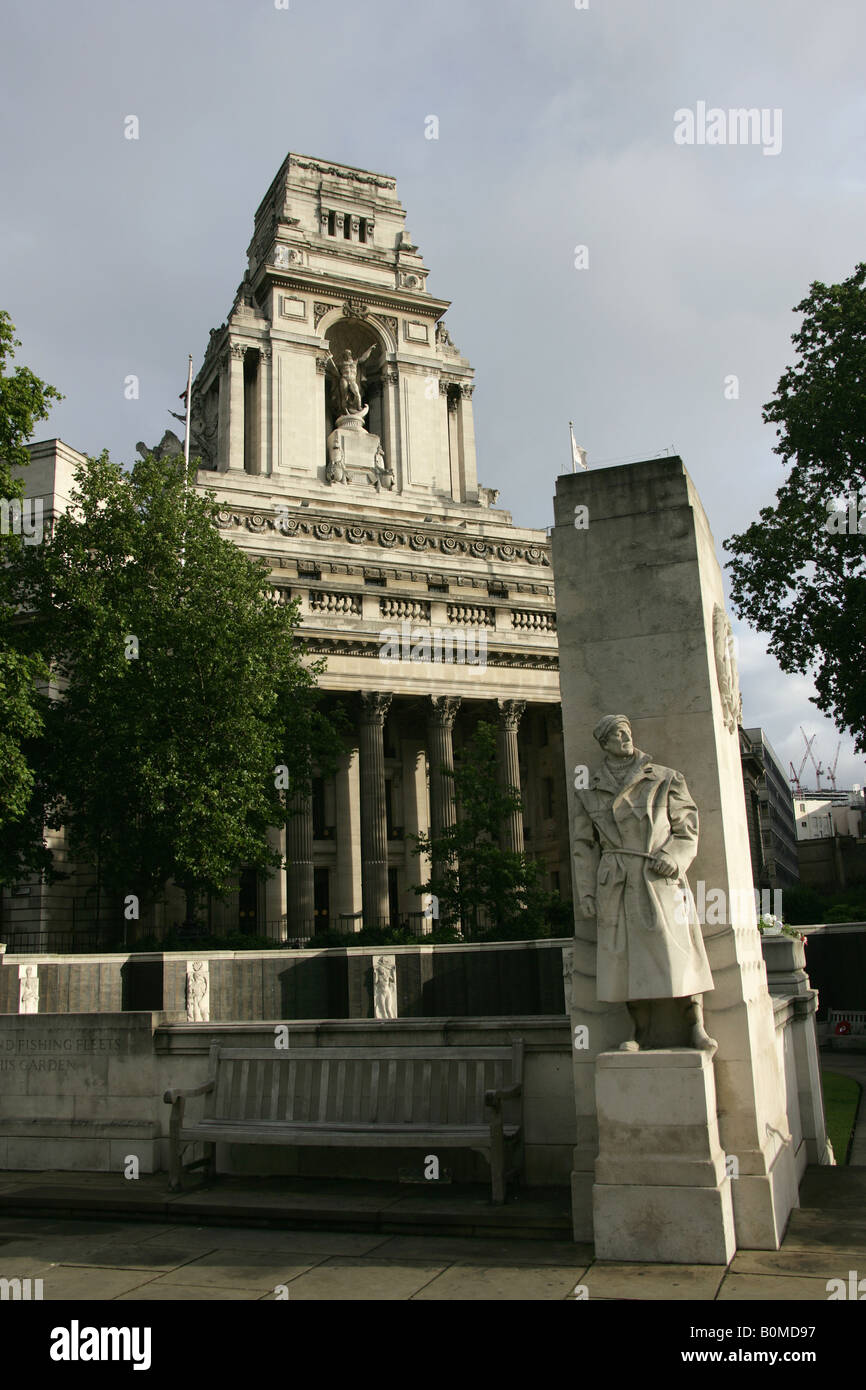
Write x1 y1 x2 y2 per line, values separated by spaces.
553 456 799 1263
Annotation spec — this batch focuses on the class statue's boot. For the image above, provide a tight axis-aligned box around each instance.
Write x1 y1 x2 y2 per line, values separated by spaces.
685 997 717 1054
619 1001 648 1052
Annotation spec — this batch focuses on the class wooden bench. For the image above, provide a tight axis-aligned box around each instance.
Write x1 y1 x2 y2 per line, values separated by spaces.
164 1039 525 1203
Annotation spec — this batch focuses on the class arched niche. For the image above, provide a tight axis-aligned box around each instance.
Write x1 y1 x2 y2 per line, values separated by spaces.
323 319 385 442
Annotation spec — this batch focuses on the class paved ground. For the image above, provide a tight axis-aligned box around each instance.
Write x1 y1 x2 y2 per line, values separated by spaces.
0 1166 863 1300
0 1051 859 1300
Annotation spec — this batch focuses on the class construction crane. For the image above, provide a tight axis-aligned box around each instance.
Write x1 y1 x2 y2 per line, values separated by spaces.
804 727 824 792
827 740 841 793
790 729 816 797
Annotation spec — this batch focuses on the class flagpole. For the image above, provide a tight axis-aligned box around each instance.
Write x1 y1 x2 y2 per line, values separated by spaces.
569 420 576 473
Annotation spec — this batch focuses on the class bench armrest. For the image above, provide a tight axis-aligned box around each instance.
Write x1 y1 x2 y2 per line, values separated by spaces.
163 1080 215 1106
484 1082 523 1112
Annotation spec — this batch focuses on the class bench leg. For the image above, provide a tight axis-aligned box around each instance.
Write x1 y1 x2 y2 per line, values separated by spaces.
490 1138 506 1205
167 1138 183 1193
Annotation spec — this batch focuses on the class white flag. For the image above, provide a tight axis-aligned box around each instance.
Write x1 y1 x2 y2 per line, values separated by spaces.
569 422 588 471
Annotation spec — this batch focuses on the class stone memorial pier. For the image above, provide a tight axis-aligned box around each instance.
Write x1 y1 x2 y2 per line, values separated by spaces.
552 456 799 1260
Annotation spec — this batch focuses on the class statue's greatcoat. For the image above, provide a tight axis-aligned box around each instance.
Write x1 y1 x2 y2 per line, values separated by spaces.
572 750 714 1002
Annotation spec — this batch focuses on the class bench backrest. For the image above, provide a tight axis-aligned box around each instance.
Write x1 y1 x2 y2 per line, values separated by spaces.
204 1043 523 1127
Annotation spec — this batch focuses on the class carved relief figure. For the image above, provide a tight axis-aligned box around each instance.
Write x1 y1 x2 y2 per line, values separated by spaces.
373 955 397 1020
713 605 742 734
186 960 209 1023
19 965 39 1015
325 435 349 484
572 715 716 1052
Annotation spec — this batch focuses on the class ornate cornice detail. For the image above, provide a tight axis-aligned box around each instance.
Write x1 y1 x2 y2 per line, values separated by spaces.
297 636 559 671
230 342 247 360
289 158 397 191
343 297 369 319
210 506 551 568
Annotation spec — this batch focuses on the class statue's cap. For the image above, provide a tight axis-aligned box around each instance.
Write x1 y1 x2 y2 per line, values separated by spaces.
592 714 631 746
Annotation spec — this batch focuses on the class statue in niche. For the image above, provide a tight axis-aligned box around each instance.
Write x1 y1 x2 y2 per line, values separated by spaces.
326 344 378 418
186 960 209 1023
572 714 716 1053
373 956 397 1020
20 965 39 1015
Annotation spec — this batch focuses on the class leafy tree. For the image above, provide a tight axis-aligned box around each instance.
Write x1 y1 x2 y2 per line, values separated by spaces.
15 447 343 924
724 263 866 751
0 311 62 884
411 720 562 940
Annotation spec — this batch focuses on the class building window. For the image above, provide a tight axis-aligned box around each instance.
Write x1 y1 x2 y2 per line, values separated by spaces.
358 219 367 244
327 210 336 236
313 867 330 929
543 777 554 819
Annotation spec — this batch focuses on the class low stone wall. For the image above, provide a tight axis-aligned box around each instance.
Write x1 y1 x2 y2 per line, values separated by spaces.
0 1012 161 1173
763 934 833 1170
0 1012 573 1187
0 939 569 1021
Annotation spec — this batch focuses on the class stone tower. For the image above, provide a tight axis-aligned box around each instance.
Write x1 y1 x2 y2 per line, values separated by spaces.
184 153 568 939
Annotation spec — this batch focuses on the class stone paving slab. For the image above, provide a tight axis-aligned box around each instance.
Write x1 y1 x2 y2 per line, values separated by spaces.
147 1250 328 1292
583 1263 726 1300
115 1282 263 1301
412 1263 584 1300
716 1272 834 1301
267 1255 448 1300
39 1267 166 1300
732 1248 866 1278
373 1234 594 1265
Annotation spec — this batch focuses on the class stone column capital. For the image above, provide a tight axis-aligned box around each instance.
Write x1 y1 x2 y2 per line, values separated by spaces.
497 698 526 731
428 695 461 729
360 691 393 726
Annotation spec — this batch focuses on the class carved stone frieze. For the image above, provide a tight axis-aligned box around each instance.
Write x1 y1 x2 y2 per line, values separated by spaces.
210 507 551 567
314 302 334 328
712 604 742 734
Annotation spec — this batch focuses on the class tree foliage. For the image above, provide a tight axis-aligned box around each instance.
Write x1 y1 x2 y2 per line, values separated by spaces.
411 721 563 940
0 311 62 881
724 263 866 751
14 448 344 916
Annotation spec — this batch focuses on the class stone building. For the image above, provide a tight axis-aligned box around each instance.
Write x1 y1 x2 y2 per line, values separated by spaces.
6 154 570 942
740 726 800 894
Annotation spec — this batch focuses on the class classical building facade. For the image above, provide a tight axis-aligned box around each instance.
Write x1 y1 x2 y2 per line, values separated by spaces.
8 154 570 942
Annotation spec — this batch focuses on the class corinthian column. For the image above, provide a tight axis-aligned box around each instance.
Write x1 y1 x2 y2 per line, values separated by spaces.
497 699 526 853
427 696 461 840
286 789 314 937
359 692 392 927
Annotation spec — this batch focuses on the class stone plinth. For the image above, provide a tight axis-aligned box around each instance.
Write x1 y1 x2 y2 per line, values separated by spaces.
552 457 799 1252
593 1049 735 1265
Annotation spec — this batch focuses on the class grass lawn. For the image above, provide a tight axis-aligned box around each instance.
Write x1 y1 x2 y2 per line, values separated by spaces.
821 1071 862 1162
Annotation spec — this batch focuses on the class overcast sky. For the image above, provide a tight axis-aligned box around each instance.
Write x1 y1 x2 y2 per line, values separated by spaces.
2 0 864 792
